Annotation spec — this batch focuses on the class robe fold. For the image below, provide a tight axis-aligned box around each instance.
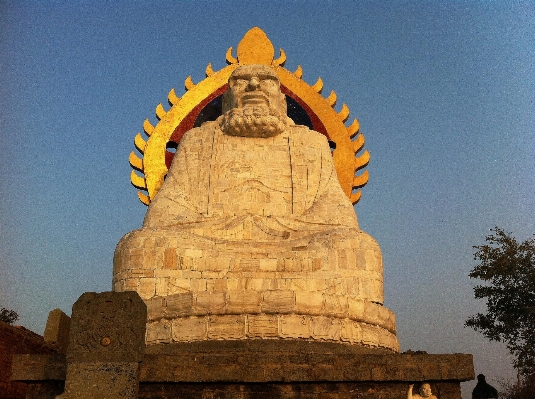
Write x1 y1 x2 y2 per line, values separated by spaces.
143 121 360 241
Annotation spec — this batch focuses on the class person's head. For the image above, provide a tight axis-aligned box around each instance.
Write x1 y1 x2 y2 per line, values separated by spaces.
220 64 289 138
419 383 432 398
477 374 486 382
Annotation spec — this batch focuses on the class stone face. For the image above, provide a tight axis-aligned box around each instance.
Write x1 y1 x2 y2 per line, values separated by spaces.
114 64 399 352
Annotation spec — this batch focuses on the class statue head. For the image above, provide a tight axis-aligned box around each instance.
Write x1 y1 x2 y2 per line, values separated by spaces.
419 383 433 398
223 64 287 114
220 64 289 137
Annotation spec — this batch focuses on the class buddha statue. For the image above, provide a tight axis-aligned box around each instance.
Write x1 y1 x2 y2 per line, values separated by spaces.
113 64 399 352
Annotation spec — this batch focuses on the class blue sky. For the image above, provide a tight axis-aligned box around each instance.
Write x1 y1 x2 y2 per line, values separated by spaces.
1 1 533 396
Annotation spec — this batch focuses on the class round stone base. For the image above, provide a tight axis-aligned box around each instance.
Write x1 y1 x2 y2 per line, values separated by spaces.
144 338 397 356
145 313 400 353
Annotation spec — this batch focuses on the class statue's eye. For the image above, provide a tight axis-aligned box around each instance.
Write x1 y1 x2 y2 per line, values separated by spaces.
231 78 247 89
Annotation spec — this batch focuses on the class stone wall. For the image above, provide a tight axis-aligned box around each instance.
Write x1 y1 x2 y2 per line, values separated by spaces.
10 292 474 399
0 321 56 399
138 381 462 399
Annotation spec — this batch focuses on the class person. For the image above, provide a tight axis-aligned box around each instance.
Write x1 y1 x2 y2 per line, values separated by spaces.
472 374 498 399
143 64 361 241
407 383 437 399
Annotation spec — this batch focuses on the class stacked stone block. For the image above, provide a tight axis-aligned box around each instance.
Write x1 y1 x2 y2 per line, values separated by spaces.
114 229 398 351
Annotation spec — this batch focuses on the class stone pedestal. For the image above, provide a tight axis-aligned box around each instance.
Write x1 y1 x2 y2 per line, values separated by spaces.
14 344 474 399
137 342 474 398
12 292 474 398
114 228 399 352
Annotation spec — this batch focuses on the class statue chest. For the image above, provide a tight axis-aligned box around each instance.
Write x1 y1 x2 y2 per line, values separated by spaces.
209 135 292 216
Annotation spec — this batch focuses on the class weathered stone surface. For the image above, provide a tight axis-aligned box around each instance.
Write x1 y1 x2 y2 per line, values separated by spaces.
13 344 473 399
137 381 463 399
25 382 65 399
1 321 60 399
139 346 474 384
14 346 474 383
43 308 70 355
113 64 398 352
11 353 66 381
66 291 146 363
59 362 140 399
58 291 147 399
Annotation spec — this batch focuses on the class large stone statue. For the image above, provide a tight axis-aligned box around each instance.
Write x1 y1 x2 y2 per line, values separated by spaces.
114 64 399 352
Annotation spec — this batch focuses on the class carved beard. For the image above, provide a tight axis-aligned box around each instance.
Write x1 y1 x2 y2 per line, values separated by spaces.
219 105 288 138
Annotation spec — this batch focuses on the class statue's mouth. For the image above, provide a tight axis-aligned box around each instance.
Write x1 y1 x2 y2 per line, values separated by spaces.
242 93 268 106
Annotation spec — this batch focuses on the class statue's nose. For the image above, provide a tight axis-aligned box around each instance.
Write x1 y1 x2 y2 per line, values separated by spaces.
246 77 260 90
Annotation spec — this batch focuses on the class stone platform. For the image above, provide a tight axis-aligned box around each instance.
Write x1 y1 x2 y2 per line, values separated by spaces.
14 344 474 399
12 292 474 398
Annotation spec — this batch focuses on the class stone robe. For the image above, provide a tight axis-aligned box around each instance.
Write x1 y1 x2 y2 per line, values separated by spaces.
113 119 399 352
143 121 360 242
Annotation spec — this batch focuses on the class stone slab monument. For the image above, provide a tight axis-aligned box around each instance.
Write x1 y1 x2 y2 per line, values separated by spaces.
12 28 474 398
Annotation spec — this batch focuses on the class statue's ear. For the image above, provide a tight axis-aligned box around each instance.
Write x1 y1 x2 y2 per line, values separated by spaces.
280 92 287 115
222 90 232 113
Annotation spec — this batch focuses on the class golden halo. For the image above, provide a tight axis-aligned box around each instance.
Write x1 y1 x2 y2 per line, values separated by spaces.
130 27 369 206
